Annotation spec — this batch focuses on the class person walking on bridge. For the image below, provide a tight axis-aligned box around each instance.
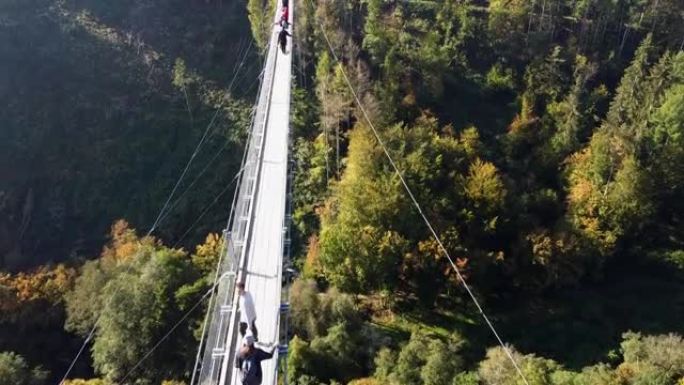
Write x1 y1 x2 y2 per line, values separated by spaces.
281 6 288 24
237 282 258 341
278 27 291 54
274 6 289 29
235 335 276 385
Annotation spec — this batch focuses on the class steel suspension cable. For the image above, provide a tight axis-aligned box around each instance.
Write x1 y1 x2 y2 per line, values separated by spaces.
58 35 264 385
156 40 261 226
159 40 252 222
311 4 531 385
172 163 248 249
116 272 233 385
188 41 273 384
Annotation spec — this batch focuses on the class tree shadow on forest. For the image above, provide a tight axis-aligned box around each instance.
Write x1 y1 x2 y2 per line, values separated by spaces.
495 260 684 369
434 73 518 144
387 259 684 370
63 0 260 89
1 0 257 270
1 0 259 380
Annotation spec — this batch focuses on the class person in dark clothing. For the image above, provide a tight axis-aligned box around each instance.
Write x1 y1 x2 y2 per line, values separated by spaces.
278 28 291 54
235 335 276 385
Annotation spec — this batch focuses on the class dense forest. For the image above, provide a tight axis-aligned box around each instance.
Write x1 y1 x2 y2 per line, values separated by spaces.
284 0 684 384
2 0 684 384
1 0 255 382
0 0 256 269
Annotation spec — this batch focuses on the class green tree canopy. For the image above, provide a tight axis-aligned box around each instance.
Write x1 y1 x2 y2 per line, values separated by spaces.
65 221 203 384
374 332 465 385
0 351 47 385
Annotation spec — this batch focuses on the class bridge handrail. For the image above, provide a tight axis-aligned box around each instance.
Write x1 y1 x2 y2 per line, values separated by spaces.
192 14 281 385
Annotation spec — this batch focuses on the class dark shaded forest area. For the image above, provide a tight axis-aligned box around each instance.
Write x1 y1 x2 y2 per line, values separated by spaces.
1 0 256 383
0 0 256 269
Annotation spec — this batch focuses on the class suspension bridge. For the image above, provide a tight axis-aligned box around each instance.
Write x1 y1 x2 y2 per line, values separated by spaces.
191 1 294 385
57 1 535 384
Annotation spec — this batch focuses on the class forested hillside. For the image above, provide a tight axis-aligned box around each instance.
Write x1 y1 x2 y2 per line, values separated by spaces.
0 0 256 269
1 0 255 383
2 0 684 384
284 0 684 384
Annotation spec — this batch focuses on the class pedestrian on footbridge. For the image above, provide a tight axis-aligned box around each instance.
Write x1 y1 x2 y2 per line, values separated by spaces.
237 282 259 341
275 7 289 29
278 27 291 54
235 335 276 385
281 6 288 24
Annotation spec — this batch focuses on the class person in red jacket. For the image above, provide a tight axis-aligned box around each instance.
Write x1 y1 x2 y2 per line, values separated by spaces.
281 6 288 23
275 7 289 29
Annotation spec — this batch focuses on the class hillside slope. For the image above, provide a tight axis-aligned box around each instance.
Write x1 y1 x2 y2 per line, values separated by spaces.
0 0 256 269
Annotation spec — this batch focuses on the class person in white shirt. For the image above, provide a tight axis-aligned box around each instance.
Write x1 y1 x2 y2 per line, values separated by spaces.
237 281 258 340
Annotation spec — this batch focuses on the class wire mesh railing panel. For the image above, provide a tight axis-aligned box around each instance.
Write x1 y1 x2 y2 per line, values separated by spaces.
192 24 281 385
218 34 280 385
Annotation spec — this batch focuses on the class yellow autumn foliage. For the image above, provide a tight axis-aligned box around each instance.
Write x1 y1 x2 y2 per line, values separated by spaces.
0 264 76 310
60 379 111 385
192 233 223 275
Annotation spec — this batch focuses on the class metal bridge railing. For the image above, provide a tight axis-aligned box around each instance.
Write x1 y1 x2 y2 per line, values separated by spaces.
191 23 281 385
